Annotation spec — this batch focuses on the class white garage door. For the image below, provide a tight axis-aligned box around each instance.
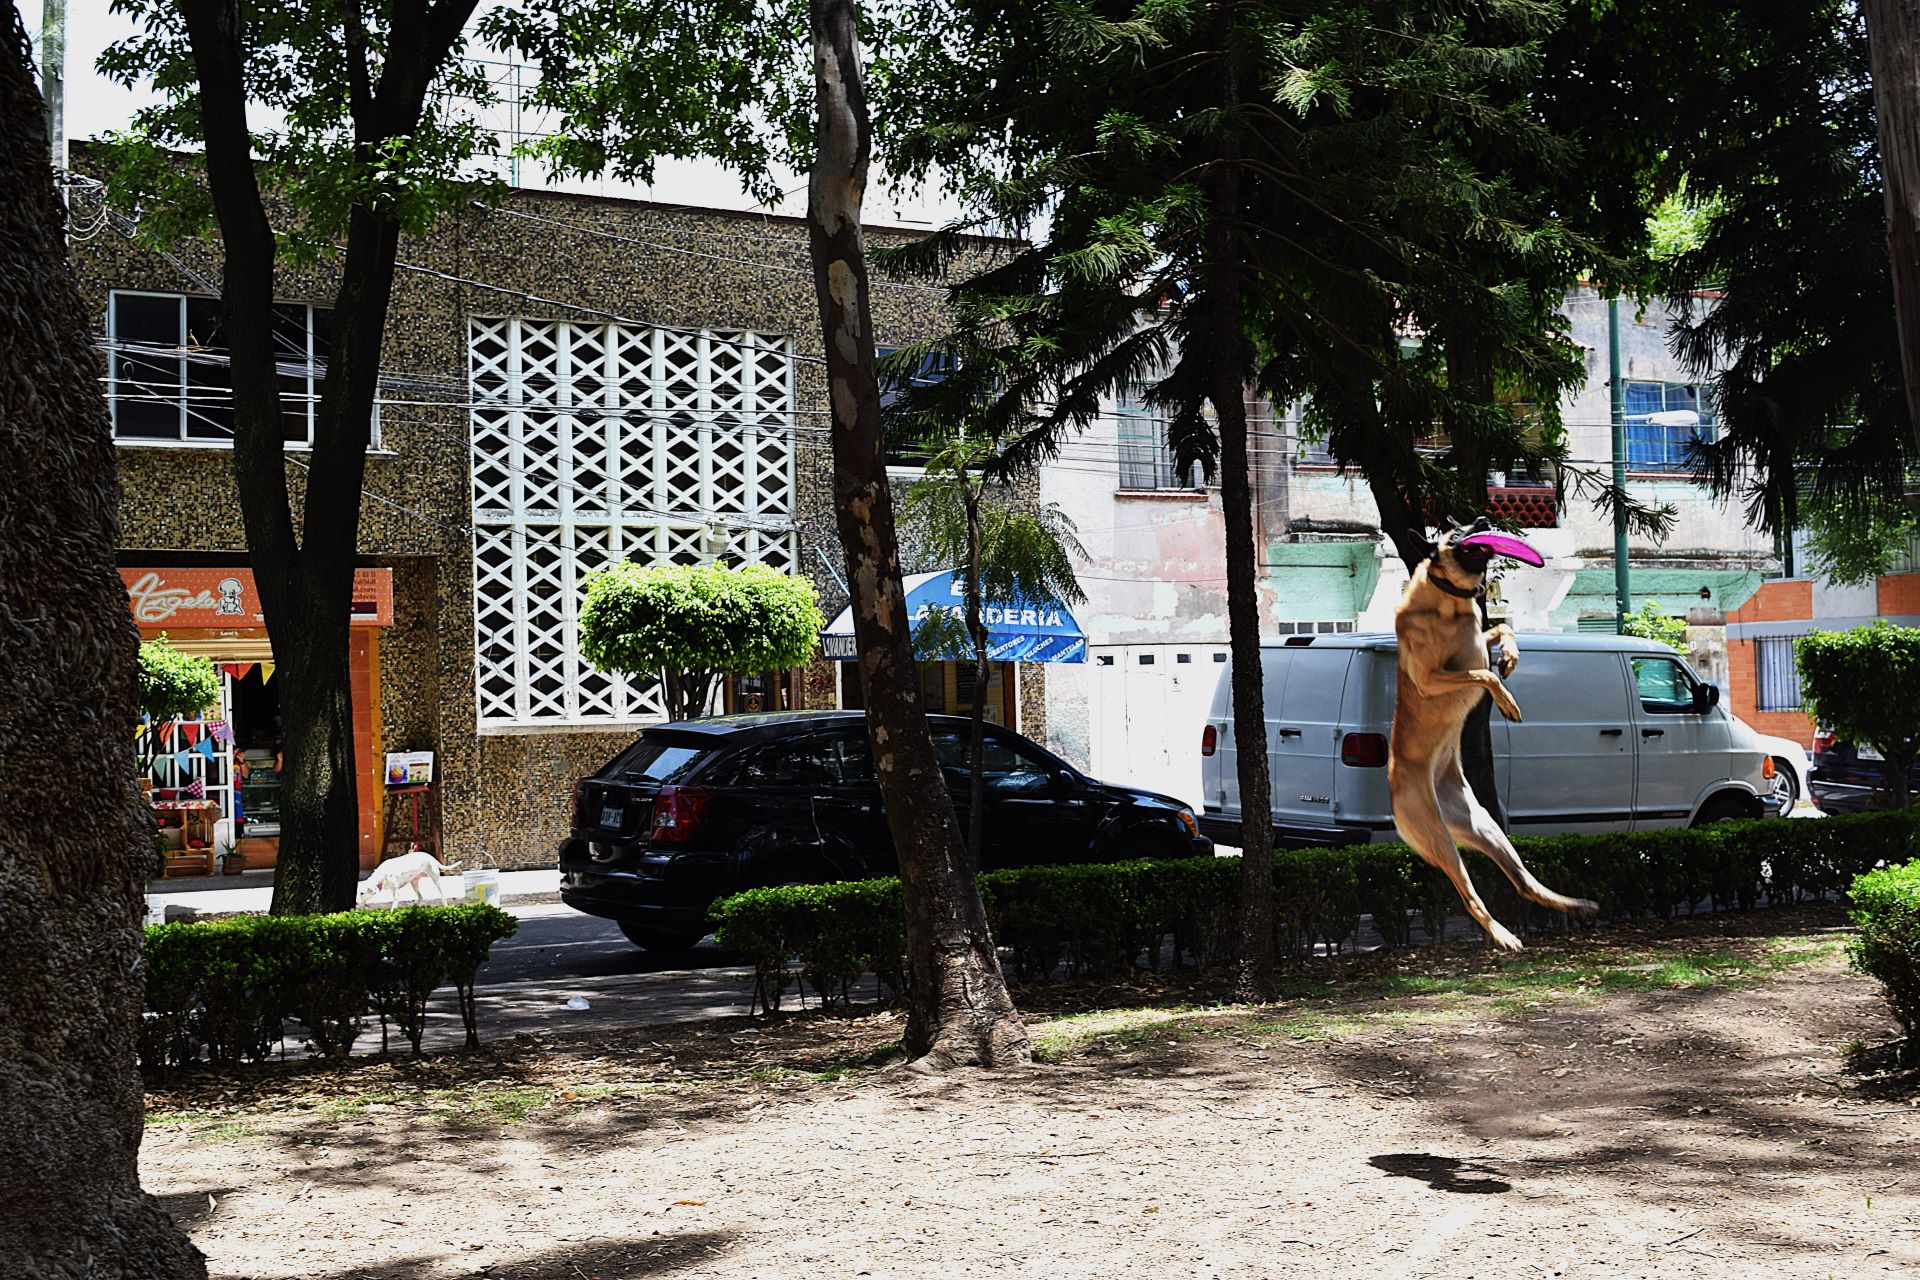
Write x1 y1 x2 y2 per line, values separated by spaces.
1087 643 1230 808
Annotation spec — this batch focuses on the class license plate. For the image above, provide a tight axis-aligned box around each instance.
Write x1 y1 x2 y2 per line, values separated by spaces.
1858 746 1884 762
598 805 625 829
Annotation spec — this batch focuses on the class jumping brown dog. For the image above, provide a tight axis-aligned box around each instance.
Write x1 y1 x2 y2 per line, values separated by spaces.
1390 519 1597 950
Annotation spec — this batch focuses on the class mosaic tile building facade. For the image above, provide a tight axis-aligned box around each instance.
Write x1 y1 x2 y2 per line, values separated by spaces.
74 157 1039 868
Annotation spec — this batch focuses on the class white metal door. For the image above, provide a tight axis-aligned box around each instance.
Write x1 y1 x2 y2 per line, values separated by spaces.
1088 643 1229 808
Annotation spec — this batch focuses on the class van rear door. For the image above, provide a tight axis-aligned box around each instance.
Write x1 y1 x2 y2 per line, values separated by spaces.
1267 645 1354 836
1501 647 1636 832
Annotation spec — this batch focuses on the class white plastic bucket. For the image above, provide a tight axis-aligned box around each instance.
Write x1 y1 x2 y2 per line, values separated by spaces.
462 869 501 906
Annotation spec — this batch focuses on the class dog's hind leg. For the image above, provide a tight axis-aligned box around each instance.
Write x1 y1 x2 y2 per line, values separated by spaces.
1392 761 1524 952
1435 756 1599 918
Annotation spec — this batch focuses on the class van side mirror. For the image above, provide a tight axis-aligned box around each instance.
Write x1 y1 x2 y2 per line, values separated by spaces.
1693 682 1721 713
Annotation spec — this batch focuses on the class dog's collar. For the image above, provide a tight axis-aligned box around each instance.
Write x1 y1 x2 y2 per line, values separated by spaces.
1427 567 1484 600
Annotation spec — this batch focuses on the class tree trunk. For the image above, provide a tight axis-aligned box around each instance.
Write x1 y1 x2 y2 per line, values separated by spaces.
0 15 207 1273
176 0 475 912
1202 105 1277 1002
805 0 1029 1067
963 478 989 871
1865 0 1920 458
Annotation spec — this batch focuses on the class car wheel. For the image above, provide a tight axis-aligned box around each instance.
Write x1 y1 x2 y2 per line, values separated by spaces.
616 920 706 955
1691 793 1754 827
1769 759 1800 816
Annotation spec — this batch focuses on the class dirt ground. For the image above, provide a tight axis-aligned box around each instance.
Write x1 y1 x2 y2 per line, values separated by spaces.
143 905 1920 1279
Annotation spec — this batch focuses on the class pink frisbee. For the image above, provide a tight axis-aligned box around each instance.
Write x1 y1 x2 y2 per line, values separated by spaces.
1457 530 1545 567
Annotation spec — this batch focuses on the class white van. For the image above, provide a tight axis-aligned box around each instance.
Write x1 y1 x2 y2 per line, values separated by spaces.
1198 632 1780 847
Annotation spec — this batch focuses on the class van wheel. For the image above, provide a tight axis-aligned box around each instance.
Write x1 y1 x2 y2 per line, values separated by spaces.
617 920 706 955
1770 759 1800 816
1691 794 1754 827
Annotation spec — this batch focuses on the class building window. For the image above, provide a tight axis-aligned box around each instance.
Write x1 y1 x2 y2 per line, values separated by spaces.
1274 620 1355 635
467 317 798 729
1623 381 1716 472
877 346 957 470
1755 636 1801 711
107 290 335 445
1116 383 1204 490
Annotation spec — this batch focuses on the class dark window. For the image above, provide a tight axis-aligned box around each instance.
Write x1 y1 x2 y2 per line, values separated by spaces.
1138 654 1155 665
1212 653 1227 662
608 737 717 783
1755 637 1801 711
930 731 1056 794
109 291 335 445
1630 655 1700 714
877 346 957 469
723 733 873 787
1176 653 1192 664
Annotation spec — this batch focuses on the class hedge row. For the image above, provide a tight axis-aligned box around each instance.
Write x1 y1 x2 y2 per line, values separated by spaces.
711 811 1920 1011
1849 860 1920 1064
141 903 518 1073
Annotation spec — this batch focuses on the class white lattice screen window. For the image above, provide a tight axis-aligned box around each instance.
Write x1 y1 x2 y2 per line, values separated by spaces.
468 317 799 728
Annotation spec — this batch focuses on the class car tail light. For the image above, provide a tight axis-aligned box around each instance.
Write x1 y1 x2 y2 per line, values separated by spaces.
1200 724 1217 757
1340 732 1389 768
1762 756 1776 779
649 785 710 845
1813 728 1834 755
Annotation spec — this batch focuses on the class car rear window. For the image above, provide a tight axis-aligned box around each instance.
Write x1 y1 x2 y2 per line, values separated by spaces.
607 736 718 783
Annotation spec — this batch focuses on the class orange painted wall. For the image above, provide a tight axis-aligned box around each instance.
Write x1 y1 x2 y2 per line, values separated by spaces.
1879 573 1920 617
1724 636 1815 747
1727 579 1812 625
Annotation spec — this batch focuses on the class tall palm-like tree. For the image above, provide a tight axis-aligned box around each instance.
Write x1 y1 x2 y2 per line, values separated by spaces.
903 434 1086 866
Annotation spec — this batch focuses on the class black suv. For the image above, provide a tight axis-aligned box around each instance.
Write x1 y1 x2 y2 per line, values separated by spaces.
558 710 1212 952
1809 734 1920 814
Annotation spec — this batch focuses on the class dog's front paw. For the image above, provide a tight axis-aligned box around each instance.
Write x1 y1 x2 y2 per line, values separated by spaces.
1495 650 1518 679
1494 691 1523 722
1487 923 1525 952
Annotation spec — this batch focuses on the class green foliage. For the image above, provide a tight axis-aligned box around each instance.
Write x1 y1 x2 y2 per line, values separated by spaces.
1848 860 1920 1063
137 635 221 724
711 811 1920 1006
578 561 824 718
900 435 1086 660
140 903 517 1073
97 0 506 259
1801 486 1920 587
1619 603 1688 653
1796 623 1920 805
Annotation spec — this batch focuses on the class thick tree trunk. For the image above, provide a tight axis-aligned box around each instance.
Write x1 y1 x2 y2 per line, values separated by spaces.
1202 110 1277 1002
178 0 473 912
1865 0 1920 458
0 16 207 1274
806 0 1028 1066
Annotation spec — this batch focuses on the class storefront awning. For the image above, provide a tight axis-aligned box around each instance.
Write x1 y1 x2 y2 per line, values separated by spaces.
821 570 1087 664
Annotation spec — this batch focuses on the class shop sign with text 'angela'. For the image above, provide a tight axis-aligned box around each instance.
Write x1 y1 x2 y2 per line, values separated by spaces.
121 567 394 628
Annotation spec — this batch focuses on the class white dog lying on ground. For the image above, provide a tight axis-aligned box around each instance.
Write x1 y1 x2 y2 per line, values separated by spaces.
356 849 453 906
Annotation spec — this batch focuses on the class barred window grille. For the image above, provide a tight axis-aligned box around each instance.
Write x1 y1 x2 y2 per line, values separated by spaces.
1755 636 1801 711
468 317 798 729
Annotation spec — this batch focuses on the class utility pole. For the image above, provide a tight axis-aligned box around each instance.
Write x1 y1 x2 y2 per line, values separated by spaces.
40 0 64 169
1608 295 1632 630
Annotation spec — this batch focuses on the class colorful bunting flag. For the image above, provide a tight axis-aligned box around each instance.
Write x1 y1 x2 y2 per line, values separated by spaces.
193 738 219 762
259 662 276 684
171 749 194 772
134 723 147 740
182 723 202 747
184 777 206 800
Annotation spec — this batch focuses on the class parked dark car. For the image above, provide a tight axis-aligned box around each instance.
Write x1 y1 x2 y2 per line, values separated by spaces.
558 711 1214 953
1808 731 1920 814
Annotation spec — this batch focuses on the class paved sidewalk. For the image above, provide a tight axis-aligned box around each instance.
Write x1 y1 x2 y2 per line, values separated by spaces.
145 866 560 917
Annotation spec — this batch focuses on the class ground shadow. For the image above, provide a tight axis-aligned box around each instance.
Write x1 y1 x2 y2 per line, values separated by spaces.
1368 1153 1512 1194
302 1228 737 1280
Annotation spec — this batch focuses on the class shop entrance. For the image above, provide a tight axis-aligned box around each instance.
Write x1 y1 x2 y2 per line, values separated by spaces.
838 659 1016 726
225 664 285 866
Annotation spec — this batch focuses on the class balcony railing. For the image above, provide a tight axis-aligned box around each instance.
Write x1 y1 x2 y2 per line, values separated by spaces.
1487 484 1558 528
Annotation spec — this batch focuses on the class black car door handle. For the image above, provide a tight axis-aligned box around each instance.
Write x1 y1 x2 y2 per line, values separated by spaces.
1277 728 1302 738
1641 728 1665 738
1599 728 1623 737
